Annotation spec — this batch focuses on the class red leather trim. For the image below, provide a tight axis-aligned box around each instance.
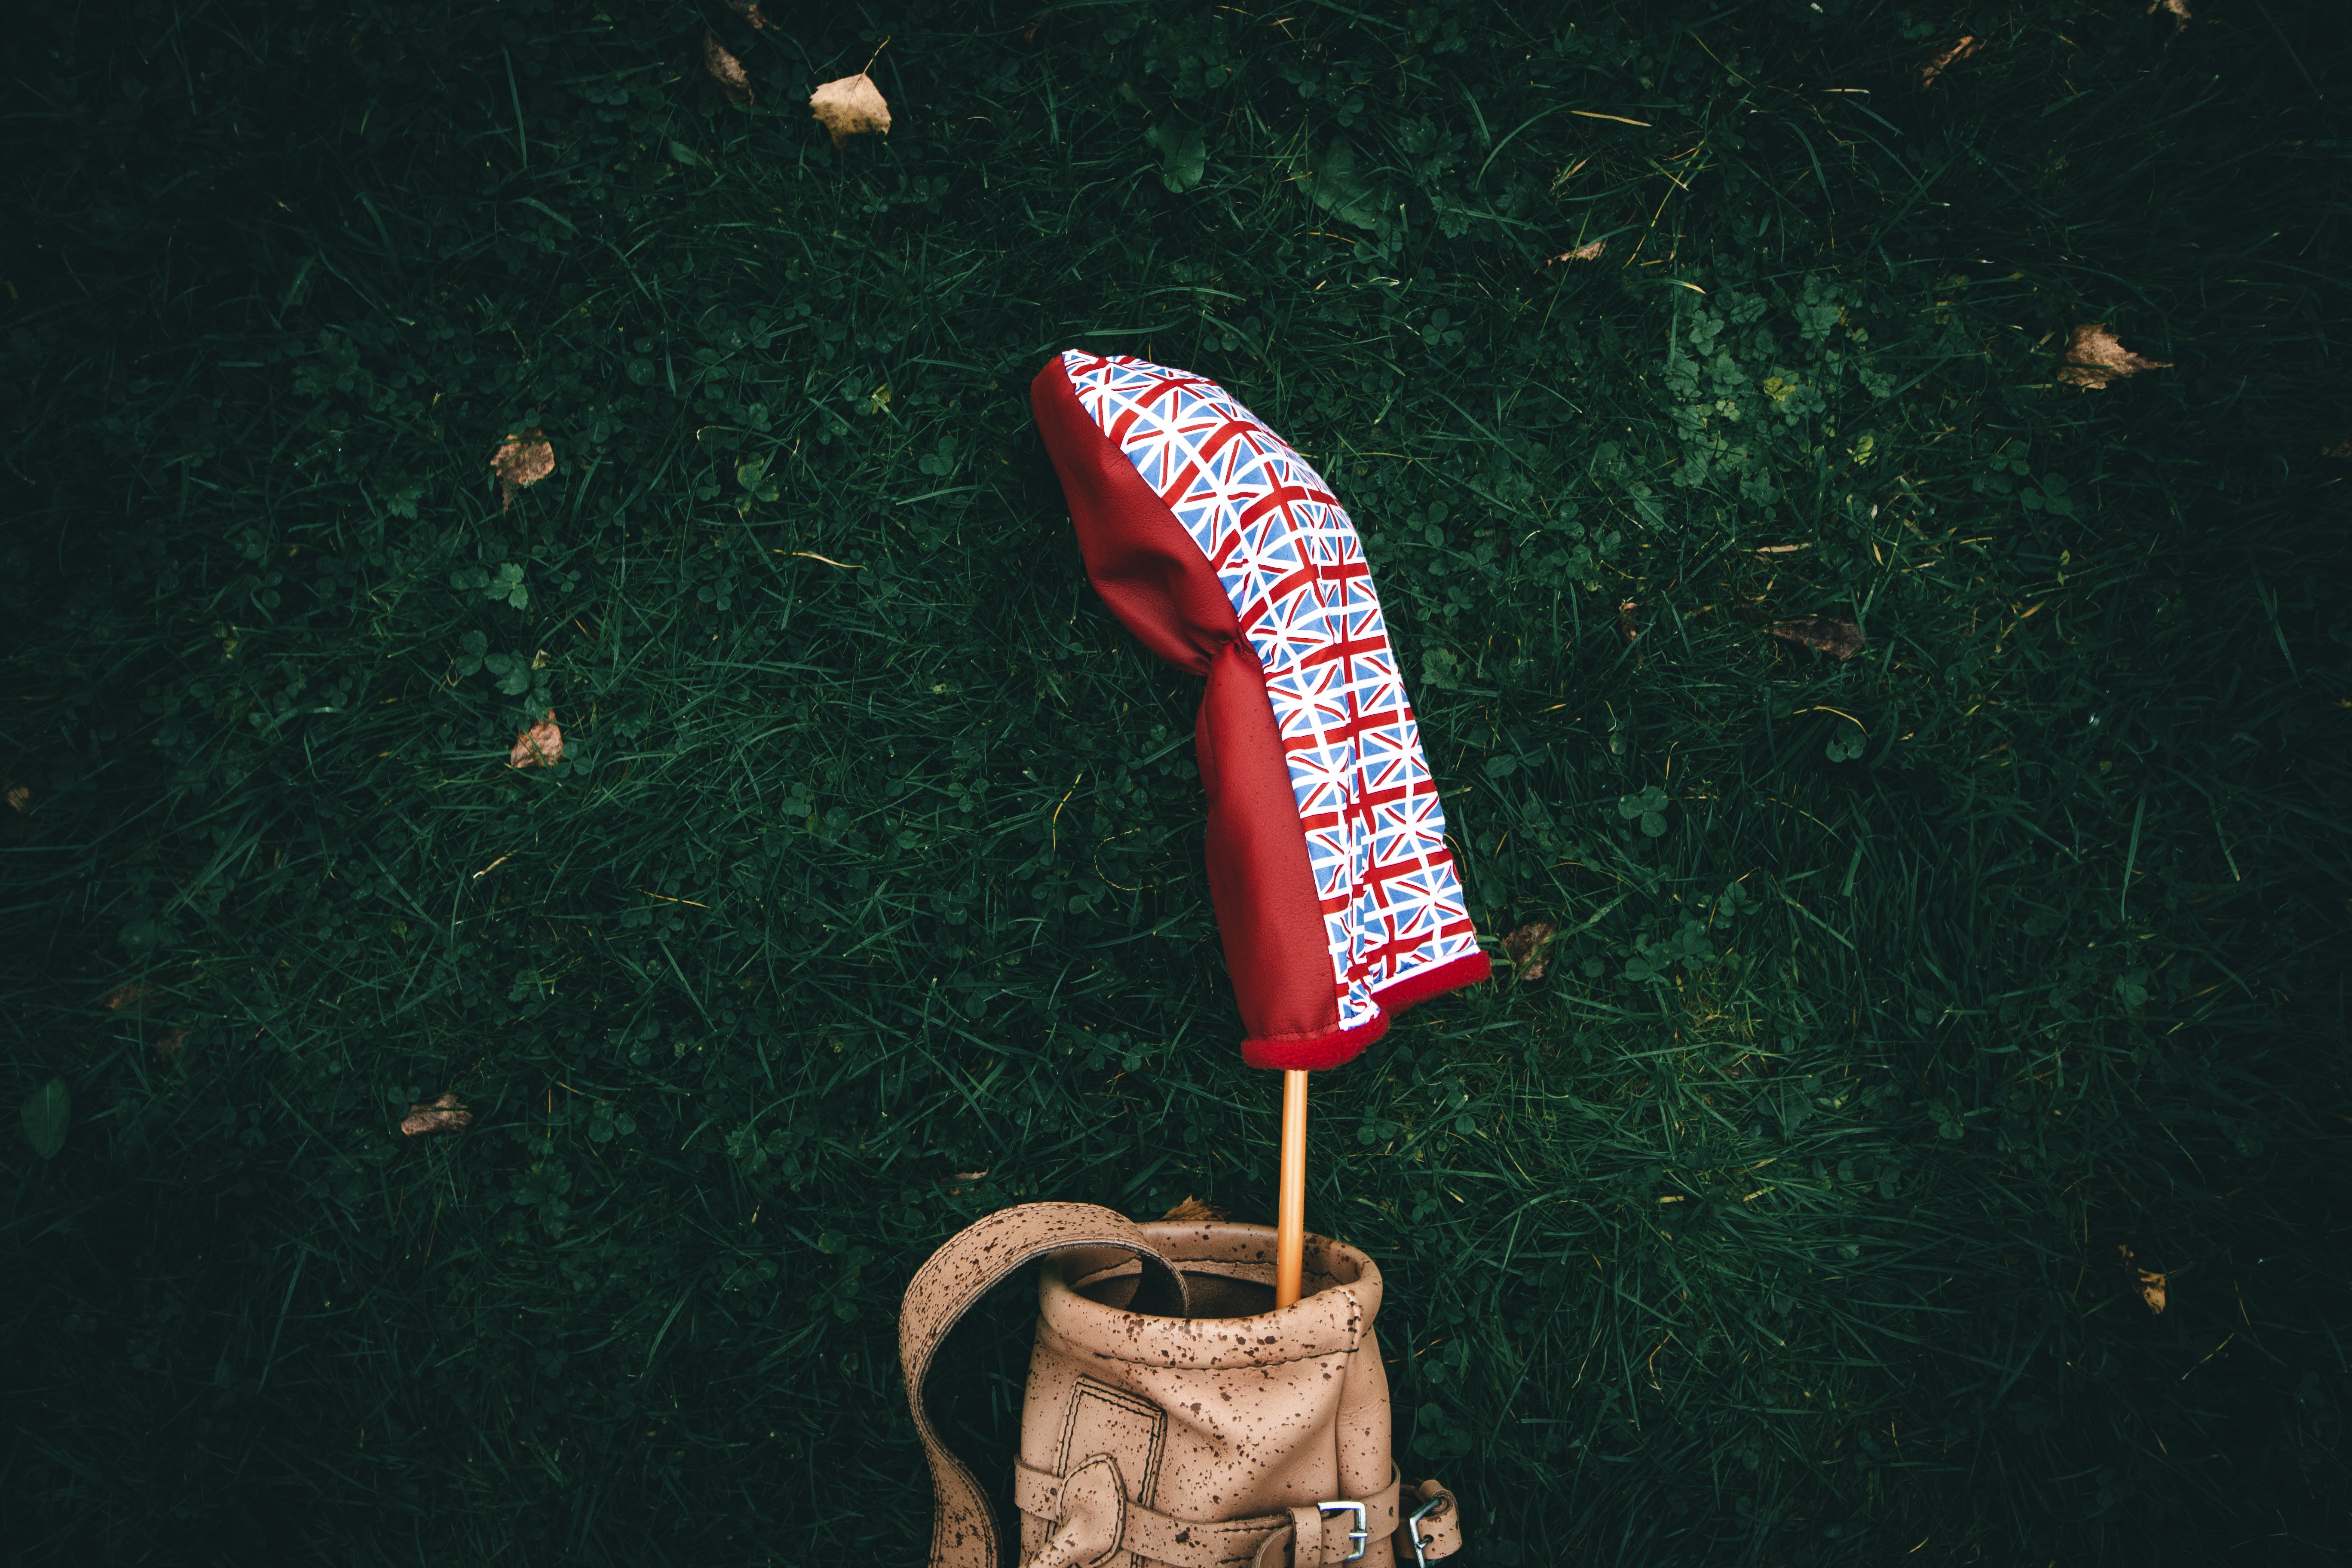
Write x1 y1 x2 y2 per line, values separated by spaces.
1241 1008 1389 1072
1199 640 1342 1048
1029 355 1240 676
1370 949 1493 1015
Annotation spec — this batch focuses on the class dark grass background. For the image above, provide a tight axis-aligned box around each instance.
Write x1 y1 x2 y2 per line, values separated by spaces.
5 0 2349 1562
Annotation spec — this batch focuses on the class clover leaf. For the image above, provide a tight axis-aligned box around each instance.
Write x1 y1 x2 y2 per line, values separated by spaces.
1145 120 1208 194
1616 784 1669 837
487 561 528 610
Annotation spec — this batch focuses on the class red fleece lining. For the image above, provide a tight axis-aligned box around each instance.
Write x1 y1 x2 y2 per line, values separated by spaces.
1241 1008 1390 1072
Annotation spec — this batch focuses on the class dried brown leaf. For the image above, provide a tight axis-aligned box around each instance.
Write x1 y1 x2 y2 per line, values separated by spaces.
704 31 753 104
1921 34 1981 84
2056 324 2172 389
508 711 564 769
1161 1195 1229 1223
729 0 773 27
1618 598 1641 645
155 1028 188 1060
4 783 26 812
401 1093 472 1137
490 428 555 512
101 981 159 1014
810 73 891 148
2148 0 2190 28
1550 240 1606 263
1768 616 1865 660
940 1168 990 1195
1502 922 1559 983
2319 440 2352 460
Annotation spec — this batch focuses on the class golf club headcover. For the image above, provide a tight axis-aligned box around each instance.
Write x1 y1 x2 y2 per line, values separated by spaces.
1032 350 1491 1070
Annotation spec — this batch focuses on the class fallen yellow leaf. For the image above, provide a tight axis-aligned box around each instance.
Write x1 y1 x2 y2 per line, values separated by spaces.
2056 324 2172 390
811 72 891 148
1551 240 1606 263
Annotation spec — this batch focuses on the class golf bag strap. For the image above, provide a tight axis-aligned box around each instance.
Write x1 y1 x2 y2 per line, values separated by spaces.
900 1204 1191 1568
1245 1476 1464 1568
1017 1461 1425 1568
1403 1479 1464 1563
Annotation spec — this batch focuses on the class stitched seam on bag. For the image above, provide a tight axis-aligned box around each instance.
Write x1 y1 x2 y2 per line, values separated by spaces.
1081 1344 1360 1369
1016 1470 1298 1544
1017 1502 1286 1547
1035 1312 1364 1367
908 1224 1180 1336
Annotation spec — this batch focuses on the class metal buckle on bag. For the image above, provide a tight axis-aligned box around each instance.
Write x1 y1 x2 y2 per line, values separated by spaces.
1317 1500 1370 1563
1405 1492 1447 1568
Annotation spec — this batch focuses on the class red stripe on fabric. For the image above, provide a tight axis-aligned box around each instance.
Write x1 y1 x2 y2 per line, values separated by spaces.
1237 485 1323 528
1313 783 1417 815
1309 709 1401 750
1296 633 1391 670
1263 562 1319 605
1359 853 1445 891
1278 728 1414 765
1198 418 1265 462
1352 924 1483 980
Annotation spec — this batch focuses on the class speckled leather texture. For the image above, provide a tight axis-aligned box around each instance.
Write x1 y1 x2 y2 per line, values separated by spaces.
899 1203 1463 1568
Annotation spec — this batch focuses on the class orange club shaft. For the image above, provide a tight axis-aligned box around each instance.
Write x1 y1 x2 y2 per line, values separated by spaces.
1274 1069 1309 1308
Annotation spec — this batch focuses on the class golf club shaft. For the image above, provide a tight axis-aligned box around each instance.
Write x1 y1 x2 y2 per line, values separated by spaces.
1275 1069 1308 1307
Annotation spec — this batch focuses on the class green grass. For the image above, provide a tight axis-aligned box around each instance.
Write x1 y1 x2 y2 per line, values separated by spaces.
5 1 2349 1563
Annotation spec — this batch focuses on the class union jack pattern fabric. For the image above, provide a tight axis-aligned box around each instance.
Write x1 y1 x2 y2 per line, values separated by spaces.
1060 350 1480 1034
